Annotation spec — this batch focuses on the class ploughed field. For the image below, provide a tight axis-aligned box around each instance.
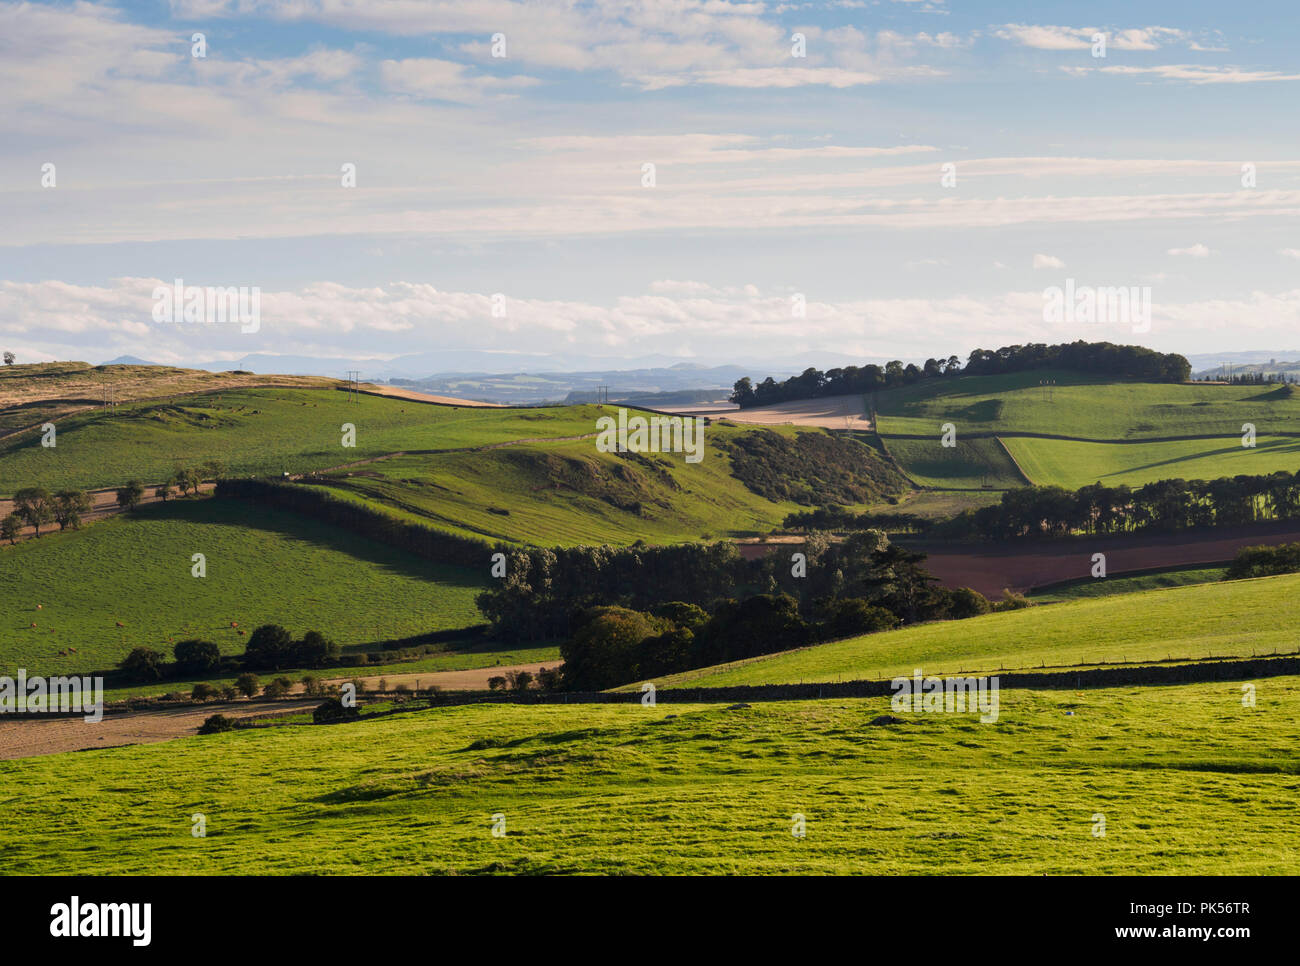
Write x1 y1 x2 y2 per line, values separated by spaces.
1 678 1295 874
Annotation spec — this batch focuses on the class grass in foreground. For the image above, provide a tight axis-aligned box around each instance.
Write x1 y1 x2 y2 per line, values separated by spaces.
0 497 485 677
1 679 1296 874
652 573 1300 687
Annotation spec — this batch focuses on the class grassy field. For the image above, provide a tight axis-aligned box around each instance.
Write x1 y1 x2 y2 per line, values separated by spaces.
0 362 340 436
0 387 608 494
1 679 1296 874
1028 566 1227 603
1004 434 1300 489
873 371 1300 439
651 573 1300 688
880 436 1025 489
304 425 817 546
0 497 486 677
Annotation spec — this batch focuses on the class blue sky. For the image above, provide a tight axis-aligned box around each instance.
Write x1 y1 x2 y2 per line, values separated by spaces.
3 0 1300 370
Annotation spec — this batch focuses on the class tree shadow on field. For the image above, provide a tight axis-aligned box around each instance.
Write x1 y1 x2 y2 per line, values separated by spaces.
1095 437 1300 481
132 497 486 591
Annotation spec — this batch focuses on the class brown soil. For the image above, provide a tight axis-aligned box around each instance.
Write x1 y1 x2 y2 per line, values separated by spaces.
0 699 318 761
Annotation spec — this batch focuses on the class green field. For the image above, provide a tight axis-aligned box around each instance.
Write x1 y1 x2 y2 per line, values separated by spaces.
304 425 817 546
651 573 1300 688
0 497 486 677
880 436 1025 489
1028 566 1227 603
0 388 608 494
2 679 1296 874
874 371 1300 439
1004 434 1300 489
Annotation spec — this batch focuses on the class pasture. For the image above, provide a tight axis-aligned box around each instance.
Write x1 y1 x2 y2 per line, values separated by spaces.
879 436 1026 489
304 427 813 546
873 371 1300 440
0 679 1295 874
1004 434 1300 489
0 497 486 677
651 573 1300 687
0 388 607 494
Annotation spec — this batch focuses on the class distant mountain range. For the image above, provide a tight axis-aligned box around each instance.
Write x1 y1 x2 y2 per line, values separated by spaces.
94 348 1300 405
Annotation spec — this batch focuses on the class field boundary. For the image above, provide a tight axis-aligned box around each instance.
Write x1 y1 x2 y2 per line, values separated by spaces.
400 654 1300 707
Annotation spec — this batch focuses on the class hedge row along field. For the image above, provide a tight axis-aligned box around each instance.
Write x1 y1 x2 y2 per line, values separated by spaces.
650 572 1300 688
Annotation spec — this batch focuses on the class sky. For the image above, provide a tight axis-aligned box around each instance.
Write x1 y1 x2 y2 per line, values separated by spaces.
3 0 1300 372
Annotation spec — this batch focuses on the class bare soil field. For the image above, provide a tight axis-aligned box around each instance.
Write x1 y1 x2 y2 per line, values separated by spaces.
739 523 1300 596
357 384 505 407
907 523 1300 596
676 393 871 430
0 699 318 760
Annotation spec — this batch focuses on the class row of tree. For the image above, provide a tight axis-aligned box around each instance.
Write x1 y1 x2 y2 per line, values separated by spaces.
5 487 93 540
118 624 340 682
4 462 225 541
729 341 1191 408
558 543 1030 689
935 472 1300 540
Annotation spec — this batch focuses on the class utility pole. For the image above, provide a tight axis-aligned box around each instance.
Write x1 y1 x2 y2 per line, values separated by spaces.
346 370 360 403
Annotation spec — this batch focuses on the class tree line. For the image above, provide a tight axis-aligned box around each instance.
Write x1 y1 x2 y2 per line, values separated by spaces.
939 473 1300 539
3 462 226 542
729 341 1191 408
482 533 1028 689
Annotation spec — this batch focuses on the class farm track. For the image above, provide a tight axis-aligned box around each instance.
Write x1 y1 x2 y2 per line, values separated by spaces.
0 698 319 760
0 661 557 760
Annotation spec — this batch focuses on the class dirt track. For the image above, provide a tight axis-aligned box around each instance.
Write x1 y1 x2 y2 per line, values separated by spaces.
323 661 557 693
0 699 318 761
0 484 214 542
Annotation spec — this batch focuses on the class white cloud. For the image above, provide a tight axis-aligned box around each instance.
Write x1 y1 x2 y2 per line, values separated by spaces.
1033 254 1065 269
994 24 1187 51
1064 64 1300 84
1167 244 1211 257
379 58 540 102
7 277 1300 366
1279 249 1300 260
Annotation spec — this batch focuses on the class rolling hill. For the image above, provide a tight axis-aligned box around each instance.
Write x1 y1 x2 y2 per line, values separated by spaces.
648 573 1300 688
